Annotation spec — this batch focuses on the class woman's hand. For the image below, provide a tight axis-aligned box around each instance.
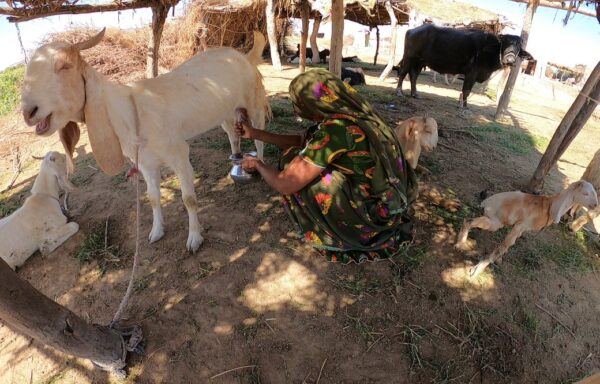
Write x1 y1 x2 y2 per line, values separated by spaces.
241 154 260 173
235 108 256 140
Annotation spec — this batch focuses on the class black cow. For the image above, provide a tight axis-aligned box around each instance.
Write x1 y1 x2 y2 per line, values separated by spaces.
394 24 533 110
291 44 330 64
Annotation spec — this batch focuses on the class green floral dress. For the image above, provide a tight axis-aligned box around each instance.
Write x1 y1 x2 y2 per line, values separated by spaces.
280 69 418 264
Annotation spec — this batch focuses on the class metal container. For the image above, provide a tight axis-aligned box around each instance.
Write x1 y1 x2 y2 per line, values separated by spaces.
229 151 259 184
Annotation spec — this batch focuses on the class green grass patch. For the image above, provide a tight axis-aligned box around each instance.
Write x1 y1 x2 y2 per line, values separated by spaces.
0 195 19 217
331 273 382 296
432 203 474 229
391 243 431 279
471 122 549 155
0 65 25 116
358 86 397 104
74 220 121 273
418 156 441 175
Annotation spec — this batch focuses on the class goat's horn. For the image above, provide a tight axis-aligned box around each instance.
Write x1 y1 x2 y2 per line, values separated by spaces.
72 28 106 51
32 155 45 160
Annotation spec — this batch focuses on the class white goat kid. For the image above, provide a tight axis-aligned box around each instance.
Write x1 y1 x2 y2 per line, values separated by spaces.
0 151 78 270
394 115 438 174
21 29 269 252
455 181 598 278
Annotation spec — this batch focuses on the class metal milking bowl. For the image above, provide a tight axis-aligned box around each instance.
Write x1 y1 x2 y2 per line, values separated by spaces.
229 151 259 184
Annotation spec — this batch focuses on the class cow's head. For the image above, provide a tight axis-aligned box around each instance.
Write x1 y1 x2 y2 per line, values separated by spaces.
498 34 533 66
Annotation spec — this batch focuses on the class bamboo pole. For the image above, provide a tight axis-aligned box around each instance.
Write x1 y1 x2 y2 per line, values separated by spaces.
0 258 124 369
378 1 398 81
310 14 322 64
299 1 310 73
146 3 169 78
329 0 344 78
266 0 282 71
373 26 380 66
527 61 600 192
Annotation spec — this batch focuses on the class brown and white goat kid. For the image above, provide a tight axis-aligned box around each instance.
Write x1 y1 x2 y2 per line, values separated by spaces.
0 152 77 270
456 181 598 278
20 29 269 252
394 116 438 174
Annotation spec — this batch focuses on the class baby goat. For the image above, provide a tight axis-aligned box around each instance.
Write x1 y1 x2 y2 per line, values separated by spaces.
456 181 598 278
394 116 438 174
0 152 78 270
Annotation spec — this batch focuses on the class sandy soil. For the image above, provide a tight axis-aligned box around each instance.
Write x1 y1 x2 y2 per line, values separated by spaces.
1 61 600 384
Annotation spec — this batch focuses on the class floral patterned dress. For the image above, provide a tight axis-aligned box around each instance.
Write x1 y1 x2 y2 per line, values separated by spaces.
280 69 417 263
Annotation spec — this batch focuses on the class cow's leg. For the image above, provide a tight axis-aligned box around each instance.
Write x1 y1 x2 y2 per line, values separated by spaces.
459 74 477 111
432 71 438 83
409 66 421 98
249 106 266 160
395 64 410 97
444 74 450 86
166 142 203 253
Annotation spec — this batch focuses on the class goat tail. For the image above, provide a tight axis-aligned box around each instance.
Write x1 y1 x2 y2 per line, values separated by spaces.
247 31 266 66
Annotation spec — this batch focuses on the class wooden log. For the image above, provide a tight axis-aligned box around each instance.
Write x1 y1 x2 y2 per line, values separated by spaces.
494 0 536 119
378 1 398 81
0 258 124 369
266 0 281 71
299 1 310 73
528 61 600 192
373 26 380 66
146 3 169 78
329 0 344 78
511 0 597 19
310 14 322 64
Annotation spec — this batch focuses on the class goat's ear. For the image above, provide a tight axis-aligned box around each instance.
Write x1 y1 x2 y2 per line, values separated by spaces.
407 119 418 136
59 121 80 174
84 96 124 176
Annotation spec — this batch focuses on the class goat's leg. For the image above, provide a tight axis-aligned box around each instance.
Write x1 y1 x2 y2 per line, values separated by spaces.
139 158 164 243
222 120 241 159
40 222 79 255
470 224 525 278
455 216 502 249
571 206 600 232
168 144 203 253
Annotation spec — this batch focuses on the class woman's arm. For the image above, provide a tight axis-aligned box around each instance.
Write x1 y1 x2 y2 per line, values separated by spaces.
235 113 302 150
243 155 323 195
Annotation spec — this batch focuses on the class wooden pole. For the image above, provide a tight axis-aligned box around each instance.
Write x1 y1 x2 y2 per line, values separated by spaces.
299 1 310 73
0 258 125 369
146 3 169 78
494 0 537 119
373 26 380 66
378 1 398 81
329 0 344 78
527 61 600 192
266 0 282 71
310 14 322 64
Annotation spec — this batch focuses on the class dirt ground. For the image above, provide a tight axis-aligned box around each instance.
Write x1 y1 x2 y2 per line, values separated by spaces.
1 60 600 384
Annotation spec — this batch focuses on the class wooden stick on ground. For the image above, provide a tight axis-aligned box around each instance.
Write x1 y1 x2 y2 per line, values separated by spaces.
210 365 258 380
535 303 576 337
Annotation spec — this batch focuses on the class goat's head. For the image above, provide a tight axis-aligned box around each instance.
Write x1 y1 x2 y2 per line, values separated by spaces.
20 29 106 138
38 151 76 192
572 180 598 210
419 116 438 152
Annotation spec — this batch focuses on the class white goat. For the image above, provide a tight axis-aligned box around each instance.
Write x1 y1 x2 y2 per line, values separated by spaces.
394 115 438 174
456 181 598 278
0 151 78 270
21 29 269 252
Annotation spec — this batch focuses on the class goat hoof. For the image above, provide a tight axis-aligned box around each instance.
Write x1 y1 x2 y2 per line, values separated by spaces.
148 227 165 243
187 232 204 253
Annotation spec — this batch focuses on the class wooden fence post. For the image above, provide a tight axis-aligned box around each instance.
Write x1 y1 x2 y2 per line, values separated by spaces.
266 0 282 71
146 3 169 78
299 1 310 73
373 26 380 65
329 0 344 78
310 13 322 64
494 0 536 119
378 1 397 81
528 61 600 192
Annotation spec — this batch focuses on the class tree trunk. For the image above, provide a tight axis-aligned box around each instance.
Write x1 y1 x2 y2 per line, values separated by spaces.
528 61 600 192
378 1 397 81
494 0 536 119
0 258 124 370
146 3 169 78
310 14 322 64
266 0 282 71
329 0 344 78
299 1 310 73
582 149 600 189
373 26 380 66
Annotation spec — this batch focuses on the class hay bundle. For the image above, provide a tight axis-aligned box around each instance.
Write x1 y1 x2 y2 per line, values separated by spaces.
177 0 290 57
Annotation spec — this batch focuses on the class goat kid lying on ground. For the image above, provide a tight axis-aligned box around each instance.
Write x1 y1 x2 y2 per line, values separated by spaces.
0 152 77 270
21 29 269 252
394 116 438 174
455 181 598 278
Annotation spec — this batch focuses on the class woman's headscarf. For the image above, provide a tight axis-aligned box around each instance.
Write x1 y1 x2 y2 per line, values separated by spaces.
289 69 417 209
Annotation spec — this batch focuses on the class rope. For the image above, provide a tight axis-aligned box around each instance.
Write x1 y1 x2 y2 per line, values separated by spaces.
111 95 142 325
